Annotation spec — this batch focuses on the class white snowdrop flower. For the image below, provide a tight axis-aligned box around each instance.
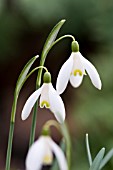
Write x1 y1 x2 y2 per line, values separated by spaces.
56 41 102 94
26 136 68 170
21 72 65 123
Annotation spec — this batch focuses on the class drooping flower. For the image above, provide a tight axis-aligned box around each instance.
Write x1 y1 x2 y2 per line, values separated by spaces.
26 135 68 170
21 72 65 123
56 41 102 94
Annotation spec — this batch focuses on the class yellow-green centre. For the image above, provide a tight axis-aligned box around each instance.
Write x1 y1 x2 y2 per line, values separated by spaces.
73 69 82 76
40 101 50 108
43 154 53 165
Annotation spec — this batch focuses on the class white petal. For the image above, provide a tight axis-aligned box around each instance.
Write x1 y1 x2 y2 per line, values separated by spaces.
26 136 47 170
48 137 68 170
43 145 53 165
70 74 84 88
72 52 85 73
80 55 102 90
21 87 42 120
49 84 65 123
56 54 73 94
39 83 50 108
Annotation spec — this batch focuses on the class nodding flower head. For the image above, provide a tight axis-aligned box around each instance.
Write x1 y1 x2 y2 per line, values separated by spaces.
26 135 68 170
21 72 66 124
56 41 102 94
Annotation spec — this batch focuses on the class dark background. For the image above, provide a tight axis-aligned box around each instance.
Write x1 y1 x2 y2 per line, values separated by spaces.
0 0 113 169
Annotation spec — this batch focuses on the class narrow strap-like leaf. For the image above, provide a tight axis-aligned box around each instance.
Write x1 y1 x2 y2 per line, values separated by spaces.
36 19 66 88
86 134 93 166
89 148 105 170
99 148 113 169
15 55 39 95
11 55 39 122
41 19 66 64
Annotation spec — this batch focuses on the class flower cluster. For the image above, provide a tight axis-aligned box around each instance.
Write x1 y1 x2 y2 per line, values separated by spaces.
21 39 102 169
22 41 102 125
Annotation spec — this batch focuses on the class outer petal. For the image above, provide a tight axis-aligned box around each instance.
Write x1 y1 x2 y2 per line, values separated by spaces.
48 137 68 170
49 84 65 123
21 87 42 120
80 55 102 90
26 136 47 170
56 54 73 94
70 74 84 88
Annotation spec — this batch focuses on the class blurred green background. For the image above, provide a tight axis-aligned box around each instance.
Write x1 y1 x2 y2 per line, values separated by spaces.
0 0 113 169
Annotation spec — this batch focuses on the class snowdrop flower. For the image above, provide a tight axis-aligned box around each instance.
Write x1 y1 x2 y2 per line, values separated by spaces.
26 135 68 170
21 72 65 123
56 41 102 94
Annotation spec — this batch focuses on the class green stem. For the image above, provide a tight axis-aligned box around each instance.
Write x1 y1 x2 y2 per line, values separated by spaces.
5 122 14 170
29 101 38 146
61 122 71 170
29 34 75 147
29 69 43 147
52 35 75 47
5 94 17 170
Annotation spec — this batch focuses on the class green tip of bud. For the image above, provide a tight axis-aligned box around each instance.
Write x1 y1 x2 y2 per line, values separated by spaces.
41 127 50 136
43 72 51 83
71 41 79 52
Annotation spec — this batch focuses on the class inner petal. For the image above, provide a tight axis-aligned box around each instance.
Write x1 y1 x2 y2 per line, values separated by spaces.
43 148 53 165
72 52 85 76
40 84 50 108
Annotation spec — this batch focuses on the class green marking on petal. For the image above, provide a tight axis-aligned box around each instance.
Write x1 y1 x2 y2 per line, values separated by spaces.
40 101 50 108
74 69 83 76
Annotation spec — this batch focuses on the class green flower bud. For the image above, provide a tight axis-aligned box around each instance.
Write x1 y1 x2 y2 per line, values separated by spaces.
71 41 79 52
43 72 51 83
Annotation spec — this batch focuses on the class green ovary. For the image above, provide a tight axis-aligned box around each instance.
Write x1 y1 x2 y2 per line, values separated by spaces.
73 69 82 76
40 101 50 108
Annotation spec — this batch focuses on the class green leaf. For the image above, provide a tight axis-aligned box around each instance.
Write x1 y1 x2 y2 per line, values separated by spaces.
99 148 113 169
36 19 66 88
86 134 93 166
15 55 39 95
89 148 105 170
41 19 66 63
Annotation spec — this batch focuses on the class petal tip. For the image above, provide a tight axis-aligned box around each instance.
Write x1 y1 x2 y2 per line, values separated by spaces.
58 119 64 124
95 80 102 90
56 87 63 95
21 113 26 121
98 86 102 90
